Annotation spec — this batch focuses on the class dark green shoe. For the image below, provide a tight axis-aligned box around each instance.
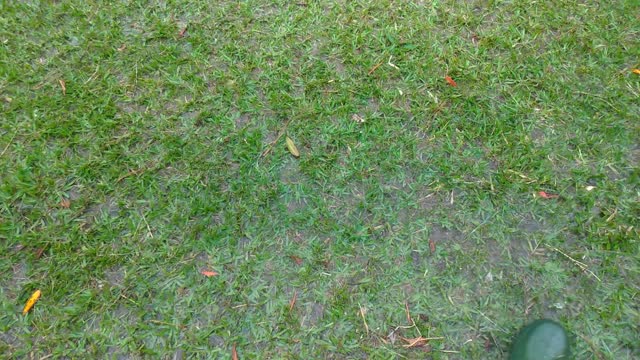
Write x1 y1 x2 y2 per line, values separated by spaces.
509 319 570 360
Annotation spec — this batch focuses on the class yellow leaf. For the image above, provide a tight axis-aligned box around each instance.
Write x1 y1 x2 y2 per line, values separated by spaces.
633 69 640 75
22 290 41 315
285 136 300 158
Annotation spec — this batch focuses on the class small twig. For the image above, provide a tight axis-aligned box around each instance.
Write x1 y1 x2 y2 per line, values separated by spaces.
141 212 153 239
0 132 17 158
549 246 601 282
84 65 100 84
368 61 383 75
288 290 297 313
117 168 146 182
359 303 369 335
260 118 293 158
404 301 411 324
387 55 400 70
576 333 605 360
149 320 185 329
116 162 159 183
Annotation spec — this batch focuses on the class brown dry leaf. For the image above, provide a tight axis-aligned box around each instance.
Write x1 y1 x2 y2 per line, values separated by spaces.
401 336 430 348
117 44 127 52
288 290 297 312
22 290 41 315
289 255 303 265
60 198 71 208
200 269 218 277
59 79 66 95
285 136 300 158
232 343 238 360
34 247 45 259
429 239 436 253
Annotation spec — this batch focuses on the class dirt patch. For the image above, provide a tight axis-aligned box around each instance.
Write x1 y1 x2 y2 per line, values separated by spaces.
80 196 120 228
234 113 251 128
279 159 303 185
0 260 28 299
518 214 545 234
104 266 125 288
301 302 325 328
107 346 132 360
208 334 225 348
429 225 463 248
285 198 307 214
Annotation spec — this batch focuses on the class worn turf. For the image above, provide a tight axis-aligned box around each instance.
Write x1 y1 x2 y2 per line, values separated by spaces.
1 1 638 358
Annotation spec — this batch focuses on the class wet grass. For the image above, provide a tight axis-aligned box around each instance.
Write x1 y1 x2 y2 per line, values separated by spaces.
1 1 638 358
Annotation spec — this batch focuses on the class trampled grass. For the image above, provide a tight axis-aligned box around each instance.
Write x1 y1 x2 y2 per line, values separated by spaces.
1 1 638 358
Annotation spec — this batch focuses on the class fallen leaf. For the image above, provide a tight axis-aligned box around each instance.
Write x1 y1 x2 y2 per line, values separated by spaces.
351 114 365 123
34 247 45 259
445 75 457 87
200 269 218 277
22 290 41 315
178 25 188 38
429 239 436 253
232 343 238 360
585 186 596 192
60 198 71 208
59 79 66 95
537 191 559 199
401 336 430 348
484 337 492 351
117 44 127 52
289 255 303 265
288 290 297 312
285 136 300 158
632 69 640 75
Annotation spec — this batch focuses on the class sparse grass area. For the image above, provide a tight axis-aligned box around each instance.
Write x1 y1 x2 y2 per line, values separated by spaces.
1 1 638 358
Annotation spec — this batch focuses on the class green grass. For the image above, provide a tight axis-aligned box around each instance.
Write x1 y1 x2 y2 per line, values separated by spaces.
1 0 638 358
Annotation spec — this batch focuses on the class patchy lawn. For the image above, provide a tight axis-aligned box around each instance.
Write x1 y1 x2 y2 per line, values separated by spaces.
1 1 638 358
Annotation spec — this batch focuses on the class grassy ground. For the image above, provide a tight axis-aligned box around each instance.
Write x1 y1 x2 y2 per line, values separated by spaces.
1 1 638 358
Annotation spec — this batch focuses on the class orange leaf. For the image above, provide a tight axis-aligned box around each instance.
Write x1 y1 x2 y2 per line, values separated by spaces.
289 290 297 312
60 198 71 208
445 76 457 87
232 343 238 360
22 290 41 315
429 239 436 253
200 269 218 277
58 79 66 95
289 255 303 265
632 69 640 75
537 191 559 199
